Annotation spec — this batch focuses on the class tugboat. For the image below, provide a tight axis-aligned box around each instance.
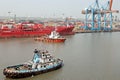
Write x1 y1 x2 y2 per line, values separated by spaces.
34 31 66 43
3 49 63 79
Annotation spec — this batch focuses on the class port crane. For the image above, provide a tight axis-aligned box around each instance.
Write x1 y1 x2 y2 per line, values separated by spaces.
81 0 119 31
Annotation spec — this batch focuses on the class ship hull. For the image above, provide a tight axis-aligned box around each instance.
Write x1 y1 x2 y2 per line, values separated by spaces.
0 31 51 38
0 26 74 38
35 37 66 43
56 26 75 35
3 63 63 79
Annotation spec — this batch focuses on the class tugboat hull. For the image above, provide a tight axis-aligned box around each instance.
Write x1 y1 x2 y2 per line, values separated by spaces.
35 38 66 43
3 63 63 79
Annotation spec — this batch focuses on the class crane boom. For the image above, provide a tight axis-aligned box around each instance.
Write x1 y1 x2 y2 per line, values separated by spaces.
81 0 119 14
81 9 119 14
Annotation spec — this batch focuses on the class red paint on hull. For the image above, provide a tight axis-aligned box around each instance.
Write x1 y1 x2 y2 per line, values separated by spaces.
0 23 74 38
35 37 66 43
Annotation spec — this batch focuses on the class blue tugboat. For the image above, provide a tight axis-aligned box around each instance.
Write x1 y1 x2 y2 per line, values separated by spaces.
3 49 63 78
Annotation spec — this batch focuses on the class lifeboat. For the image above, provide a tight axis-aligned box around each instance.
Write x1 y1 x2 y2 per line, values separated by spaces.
34 31 66 43
3 49 63 79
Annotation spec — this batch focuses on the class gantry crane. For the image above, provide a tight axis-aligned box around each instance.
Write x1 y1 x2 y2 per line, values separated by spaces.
81 0 119 31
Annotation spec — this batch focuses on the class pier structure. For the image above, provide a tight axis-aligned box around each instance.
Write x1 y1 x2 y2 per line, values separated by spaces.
81 0 119 31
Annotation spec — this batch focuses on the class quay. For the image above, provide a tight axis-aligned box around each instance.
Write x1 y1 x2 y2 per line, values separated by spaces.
73 29 120 33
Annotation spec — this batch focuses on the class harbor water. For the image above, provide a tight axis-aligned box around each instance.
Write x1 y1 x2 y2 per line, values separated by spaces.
0 32 120 80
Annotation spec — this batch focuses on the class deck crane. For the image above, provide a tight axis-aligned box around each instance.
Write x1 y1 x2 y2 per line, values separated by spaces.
81 0 119 31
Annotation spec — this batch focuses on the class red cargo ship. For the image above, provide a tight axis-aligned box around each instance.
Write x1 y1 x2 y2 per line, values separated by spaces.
0 22 74 38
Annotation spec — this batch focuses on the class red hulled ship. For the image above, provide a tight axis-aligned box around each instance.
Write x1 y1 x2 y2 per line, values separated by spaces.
34 30 66 43
0 22 74 38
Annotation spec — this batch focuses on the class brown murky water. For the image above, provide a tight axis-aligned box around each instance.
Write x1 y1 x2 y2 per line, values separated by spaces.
0 32 120 80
